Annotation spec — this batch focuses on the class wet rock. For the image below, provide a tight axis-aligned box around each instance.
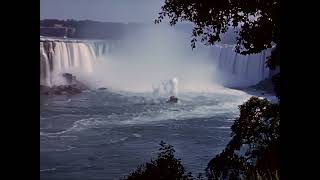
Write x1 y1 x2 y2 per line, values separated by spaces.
167 96 178 103
41 73 88 95
98 87 107 90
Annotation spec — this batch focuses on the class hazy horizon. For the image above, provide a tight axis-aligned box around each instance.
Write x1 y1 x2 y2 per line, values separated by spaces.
40 0 165 23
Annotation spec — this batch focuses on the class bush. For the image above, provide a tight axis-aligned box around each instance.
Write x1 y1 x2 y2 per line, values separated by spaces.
123 141 193 180
206 97 280 180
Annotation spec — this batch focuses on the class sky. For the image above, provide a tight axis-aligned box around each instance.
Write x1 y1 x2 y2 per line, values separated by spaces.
40 0 165 23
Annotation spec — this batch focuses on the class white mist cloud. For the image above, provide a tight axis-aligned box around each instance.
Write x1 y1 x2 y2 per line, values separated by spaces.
83 24 222 93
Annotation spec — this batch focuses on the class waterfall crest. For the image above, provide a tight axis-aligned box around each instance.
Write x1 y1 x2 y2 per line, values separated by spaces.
40 38 272 89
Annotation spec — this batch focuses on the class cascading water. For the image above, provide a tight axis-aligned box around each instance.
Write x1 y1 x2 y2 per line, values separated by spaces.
40 38 117 87
40 42 51 86
40 36 272 90
209 44 272 87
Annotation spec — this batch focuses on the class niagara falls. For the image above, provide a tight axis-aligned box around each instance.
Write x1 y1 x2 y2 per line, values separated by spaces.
40 0 280 179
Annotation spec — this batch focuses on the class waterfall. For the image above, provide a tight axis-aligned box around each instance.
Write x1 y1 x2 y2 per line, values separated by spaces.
210 44 272 87
40 43 51 86
40 40 101 87
40 37 274 89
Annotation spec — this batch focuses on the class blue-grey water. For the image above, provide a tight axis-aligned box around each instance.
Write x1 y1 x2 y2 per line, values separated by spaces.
40 88 252 180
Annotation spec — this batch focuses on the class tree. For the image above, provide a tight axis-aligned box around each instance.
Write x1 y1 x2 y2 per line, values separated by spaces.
123 141 193 180
205 97 280 179
155 0 279 54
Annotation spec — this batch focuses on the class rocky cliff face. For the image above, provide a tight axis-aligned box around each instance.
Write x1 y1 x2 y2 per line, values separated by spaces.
250 77 275 94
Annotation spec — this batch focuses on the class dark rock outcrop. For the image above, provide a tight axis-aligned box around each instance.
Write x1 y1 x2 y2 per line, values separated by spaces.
62 73 88 90
40 84 82 95
250 77 275 94
40 73 88 95
167 96 178 103
98 87 107 90
62 73 75 84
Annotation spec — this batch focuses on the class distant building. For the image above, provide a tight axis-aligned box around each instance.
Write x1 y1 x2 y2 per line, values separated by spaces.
53 24 63 28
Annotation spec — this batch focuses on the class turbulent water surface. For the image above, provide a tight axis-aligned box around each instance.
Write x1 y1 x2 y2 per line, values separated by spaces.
40 88 253 180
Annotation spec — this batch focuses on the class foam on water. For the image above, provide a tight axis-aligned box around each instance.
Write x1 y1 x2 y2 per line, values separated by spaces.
133 133 142 138
41 88 253 179
40 168 57 172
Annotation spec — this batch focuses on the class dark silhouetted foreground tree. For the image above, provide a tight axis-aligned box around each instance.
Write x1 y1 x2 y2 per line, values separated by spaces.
155 0 279 55
206 97 279 179
123 141 193 180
